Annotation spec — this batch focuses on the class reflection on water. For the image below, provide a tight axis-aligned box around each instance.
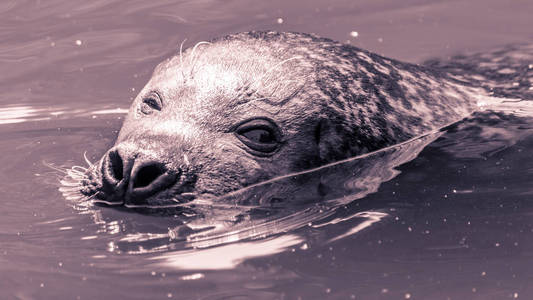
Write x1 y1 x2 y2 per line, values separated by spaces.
51 98 533 276
151 234 304 270
24 103 532 298
4 82 533 300
10 75 528 298
0 106 51 124
326 211 389 243
0 104 127 124
57 121 443 255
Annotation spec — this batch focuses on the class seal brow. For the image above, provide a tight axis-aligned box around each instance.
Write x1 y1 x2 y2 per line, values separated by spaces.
249 56 303 89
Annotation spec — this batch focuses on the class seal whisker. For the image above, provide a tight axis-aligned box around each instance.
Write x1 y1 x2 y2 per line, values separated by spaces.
58 186 83 191
59 180 85 188
179 38 188 80
82 151 94 168
188 41 212 77
60 175 86 183
69 165 89 174
189 41 211 63
74 190 98 201
42 161 69 174
179 38 187 65
65 170 88 181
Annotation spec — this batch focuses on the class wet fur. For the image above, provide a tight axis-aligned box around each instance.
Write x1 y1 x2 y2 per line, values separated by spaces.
71 31 530 206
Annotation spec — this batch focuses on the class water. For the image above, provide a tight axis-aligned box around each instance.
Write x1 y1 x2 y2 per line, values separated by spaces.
1 0 533 299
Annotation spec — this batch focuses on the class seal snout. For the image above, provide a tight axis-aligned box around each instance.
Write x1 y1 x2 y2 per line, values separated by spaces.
100 146 179 205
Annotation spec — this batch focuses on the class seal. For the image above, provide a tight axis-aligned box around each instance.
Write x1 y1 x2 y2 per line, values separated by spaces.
79 31 491 207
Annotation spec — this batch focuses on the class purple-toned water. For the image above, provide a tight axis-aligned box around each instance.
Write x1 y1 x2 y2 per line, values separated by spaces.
1 1 533 299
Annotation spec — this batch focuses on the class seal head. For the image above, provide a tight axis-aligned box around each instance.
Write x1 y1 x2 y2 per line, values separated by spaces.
81 31 480 206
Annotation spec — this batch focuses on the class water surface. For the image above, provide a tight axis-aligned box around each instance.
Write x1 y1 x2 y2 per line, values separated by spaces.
1 0 533 299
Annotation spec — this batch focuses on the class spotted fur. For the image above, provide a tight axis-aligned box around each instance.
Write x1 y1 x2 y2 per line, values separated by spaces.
208 31 484 161
75 31 529 206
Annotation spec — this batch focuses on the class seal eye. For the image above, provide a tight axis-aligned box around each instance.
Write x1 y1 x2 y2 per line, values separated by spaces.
241 128 276 143
140 93 162 114
235 118 281 155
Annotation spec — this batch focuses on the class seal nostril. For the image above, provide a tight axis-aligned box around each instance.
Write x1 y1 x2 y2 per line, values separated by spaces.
133 163 166 188
108 150 124 181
